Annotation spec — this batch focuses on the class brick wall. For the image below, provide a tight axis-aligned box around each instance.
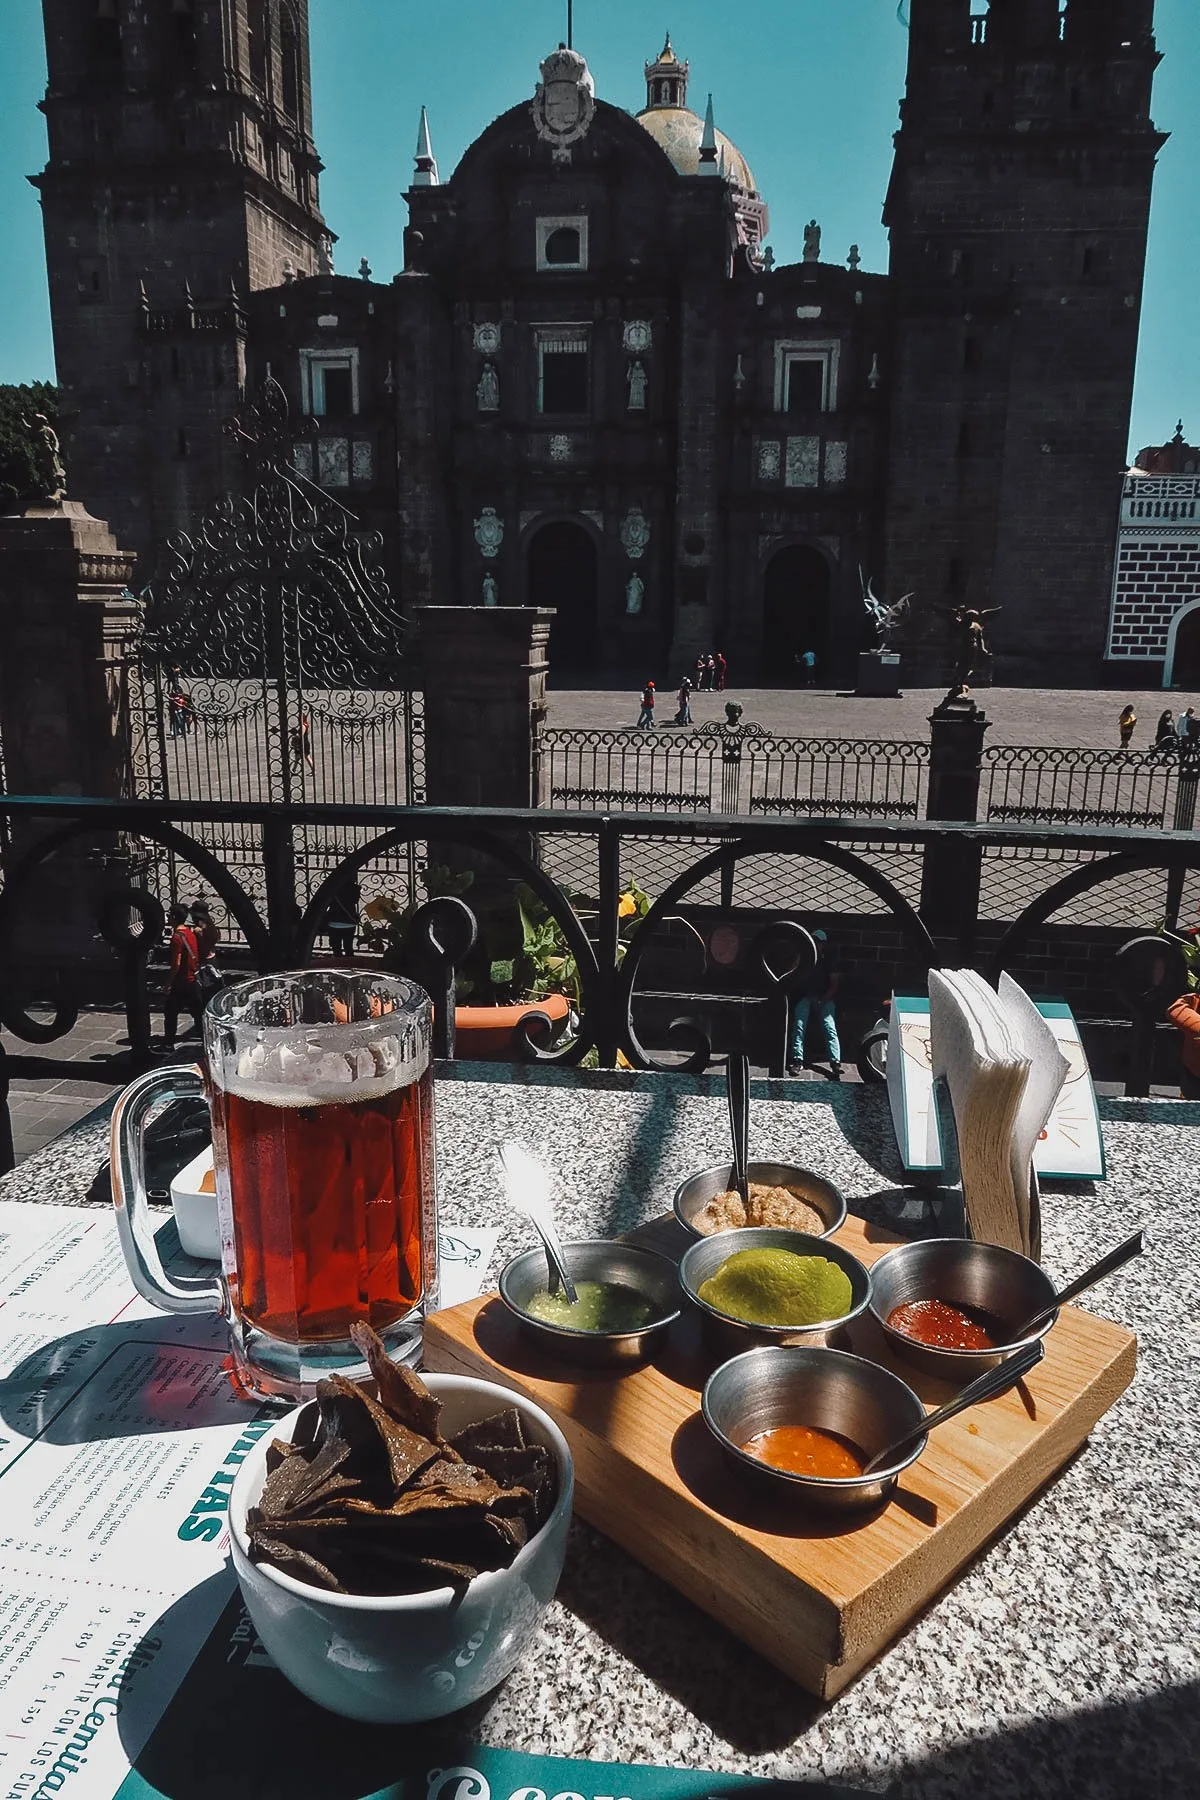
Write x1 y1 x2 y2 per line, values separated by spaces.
1108 535 1200 659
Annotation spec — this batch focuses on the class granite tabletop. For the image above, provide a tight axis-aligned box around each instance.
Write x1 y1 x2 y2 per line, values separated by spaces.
2 1067 1196 1799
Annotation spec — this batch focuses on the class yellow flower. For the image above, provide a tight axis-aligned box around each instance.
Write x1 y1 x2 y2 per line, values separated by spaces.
618 893 637 919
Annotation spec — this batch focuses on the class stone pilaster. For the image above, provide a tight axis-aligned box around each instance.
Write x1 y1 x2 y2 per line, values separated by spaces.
417 606 553 814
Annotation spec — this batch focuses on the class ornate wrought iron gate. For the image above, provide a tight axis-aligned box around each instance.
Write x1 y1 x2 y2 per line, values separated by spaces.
122 381 424 945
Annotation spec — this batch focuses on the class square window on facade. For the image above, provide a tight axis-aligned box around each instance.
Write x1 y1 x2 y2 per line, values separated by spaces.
536 216 589 272
786 358 825 414
774 341 838 414
538 332 589 414
303 351 359 417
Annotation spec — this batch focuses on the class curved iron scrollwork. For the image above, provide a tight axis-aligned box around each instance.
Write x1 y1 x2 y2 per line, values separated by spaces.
140 378 407 691
615 835 936 1073
297 824 602 1068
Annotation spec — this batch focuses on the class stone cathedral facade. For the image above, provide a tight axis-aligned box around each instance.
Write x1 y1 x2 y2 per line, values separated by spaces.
33 2 1164 685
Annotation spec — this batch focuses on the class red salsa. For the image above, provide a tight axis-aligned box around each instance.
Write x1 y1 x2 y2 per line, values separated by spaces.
741 1424 866 1479
886 1298 1008 1352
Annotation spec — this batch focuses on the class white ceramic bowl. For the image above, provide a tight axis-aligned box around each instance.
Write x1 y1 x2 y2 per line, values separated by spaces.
229 1373 573 1723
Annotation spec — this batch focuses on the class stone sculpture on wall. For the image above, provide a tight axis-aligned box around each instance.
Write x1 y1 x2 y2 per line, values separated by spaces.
625 571 645 616
482 571 498 607
620 507 651 561
477 363 500 412
26 414 67 504
474 507 504 558
627 361 648 412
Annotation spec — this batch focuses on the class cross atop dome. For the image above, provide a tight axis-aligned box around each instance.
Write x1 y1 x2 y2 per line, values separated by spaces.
645 33 689 110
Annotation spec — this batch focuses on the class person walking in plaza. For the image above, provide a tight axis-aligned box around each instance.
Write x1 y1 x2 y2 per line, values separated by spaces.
714 651 727 692
162 903 203 1052
799 648 817 687
1154 708 1177 752
326 876 360 959
637 680 656 728
674 676 693 726
1118 703 1137 750
291 709 314 773
1178 705 1197 743
787 928 842 1079
695 653 707 692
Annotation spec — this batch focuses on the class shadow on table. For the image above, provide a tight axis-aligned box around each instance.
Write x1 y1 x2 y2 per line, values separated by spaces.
555 1517 822 1755
119 1583 858 1798
0 1316 259 1444
877 1677 1200 1800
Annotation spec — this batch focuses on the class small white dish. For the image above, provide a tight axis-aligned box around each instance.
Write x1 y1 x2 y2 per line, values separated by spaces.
228 1373 574 1723
169 1144 219 1259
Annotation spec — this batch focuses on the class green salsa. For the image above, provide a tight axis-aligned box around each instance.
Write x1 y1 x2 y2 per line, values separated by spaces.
524 1279 656 1334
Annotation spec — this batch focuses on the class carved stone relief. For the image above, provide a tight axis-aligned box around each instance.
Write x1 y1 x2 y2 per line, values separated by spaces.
785 436 821 489
473 507 504 558
756 440 781 482
620 508 651 560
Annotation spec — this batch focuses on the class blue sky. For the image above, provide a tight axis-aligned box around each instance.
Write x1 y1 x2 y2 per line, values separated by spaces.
0 0 1194 455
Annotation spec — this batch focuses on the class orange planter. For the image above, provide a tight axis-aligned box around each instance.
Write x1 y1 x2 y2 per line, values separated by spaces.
452 992 572 1060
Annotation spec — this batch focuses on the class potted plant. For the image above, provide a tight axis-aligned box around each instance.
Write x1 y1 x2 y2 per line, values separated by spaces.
361 869 579 1061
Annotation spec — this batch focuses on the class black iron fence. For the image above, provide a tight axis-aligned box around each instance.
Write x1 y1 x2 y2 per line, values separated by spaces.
1 798 1196 1142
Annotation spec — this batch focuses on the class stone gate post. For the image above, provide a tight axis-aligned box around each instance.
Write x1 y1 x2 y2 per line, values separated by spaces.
0 500 139 978
920 694 989 948
417 607 554 816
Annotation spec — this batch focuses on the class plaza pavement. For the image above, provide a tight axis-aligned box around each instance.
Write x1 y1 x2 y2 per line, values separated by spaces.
545 684 1195 747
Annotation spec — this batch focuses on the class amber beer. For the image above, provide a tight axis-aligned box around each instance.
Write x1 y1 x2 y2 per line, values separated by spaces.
211 1061 434 1346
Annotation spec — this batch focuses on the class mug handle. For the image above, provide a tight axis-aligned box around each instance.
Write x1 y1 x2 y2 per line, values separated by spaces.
110 1064 226 1316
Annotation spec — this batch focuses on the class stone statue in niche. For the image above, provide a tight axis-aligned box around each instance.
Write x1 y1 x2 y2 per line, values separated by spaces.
803 219 821 263
482 571 498 608
476 362 499 412
626 360 647 412
625 572 645 616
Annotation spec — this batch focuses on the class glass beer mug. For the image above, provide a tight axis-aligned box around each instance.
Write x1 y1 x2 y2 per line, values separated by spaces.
112 970 438 1401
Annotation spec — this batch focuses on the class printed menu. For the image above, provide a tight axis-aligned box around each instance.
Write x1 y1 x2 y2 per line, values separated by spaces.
0 1201 853 1800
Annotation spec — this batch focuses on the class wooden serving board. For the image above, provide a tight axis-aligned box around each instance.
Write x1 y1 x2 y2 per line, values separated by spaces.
424 1215 1136 1700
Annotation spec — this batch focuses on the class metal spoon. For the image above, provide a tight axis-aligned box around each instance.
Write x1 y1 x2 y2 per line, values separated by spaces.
497 1139 578 1304
861 1338 1045 1477
726 1051 751 1207
1011 1228 1144 1341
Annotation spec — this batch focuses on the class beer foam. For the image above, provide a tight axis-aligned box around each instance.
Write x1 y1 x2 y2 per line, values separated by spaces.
218 1031 425 1106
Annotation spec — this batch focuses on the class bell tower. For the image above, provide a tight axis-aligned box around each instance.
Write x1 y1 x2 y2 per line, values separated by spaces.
643 34 689 110
882 0 1166 682
32 0 329 565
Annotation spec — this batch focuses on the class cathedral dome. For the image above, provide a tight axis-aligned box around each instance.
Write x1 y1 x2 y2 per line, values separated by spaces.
635 105 757 193
635 35 757 194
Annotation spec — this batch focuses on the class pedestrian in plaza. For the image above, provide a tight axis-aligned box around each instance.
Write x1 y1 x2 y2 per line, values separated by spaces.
326 876 360 959
799 648 817 687
290 709 314 772
637 680 656 728
189 900 223 1000
1179 706 1197 743
695 654 707 692
704 653 717 691
1154 709 1178 753
162 903 203 1051
787 928 842 1080
674 676 693 726
714 651 727 692
1118 703 1137 750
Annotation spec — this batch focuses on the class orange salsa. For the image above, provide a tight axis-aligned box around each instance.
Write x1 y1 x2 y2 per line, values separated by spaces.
741 1424 865 1479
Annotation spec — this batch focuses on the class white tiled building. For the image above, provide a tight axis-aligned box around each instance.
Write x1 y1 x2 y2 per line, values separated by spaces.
1107 425 1200 686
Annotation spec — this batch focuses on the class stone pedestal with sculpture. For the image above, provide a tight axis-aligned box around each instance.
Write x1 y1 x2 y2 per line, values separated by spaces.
0 497 140 984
